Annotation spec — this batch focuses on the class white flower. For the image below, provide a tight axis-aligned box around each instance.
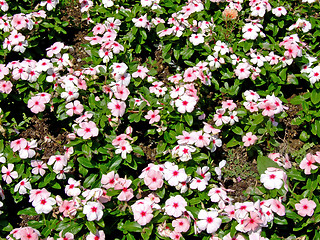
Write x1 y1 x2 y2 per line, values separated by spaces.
189 34 204 46
14 178 32 195
83 201 104 221
197 209 222 234
65 178 81 197
33 197 56 214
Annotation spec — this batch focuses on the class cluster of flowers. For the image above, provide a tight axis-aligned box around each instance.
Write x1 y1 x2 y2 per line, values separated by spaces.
242 90 287 125
172 123 222 163
84 17 123 63
111 128 134 159
1 10 47 53
299 152 320 175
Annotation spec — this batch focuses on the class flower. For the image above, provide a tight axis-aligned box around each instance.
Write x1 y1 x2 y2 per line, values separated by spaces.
144 169 163 190
83 201 104 221
86 230 105 240
299 153 318 175
66 100 84 116
77 121 99 139
107 99 126 117
14 178 32 195
222 9 238 20
33 196 56 214
197 209 222 234
172 218 190 233
295 198 316 217
242 132 258 147
164 195 187 218
145 110 160 124
132 202 153 226
260 167 286 190
2 163 18 184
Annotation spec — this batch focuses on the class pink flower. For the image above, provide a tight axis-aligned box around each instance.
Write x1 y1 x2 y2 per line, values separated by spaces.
132 202 153 226
189 33 204 46
144 169 163 190
2 163 18 184
270 198 286 216
47 155 68 171
66 100 84 116
222 100 237 111
19 140 37 159
213 108 229 126
86 230 105 240
46 41 64 57
197 209 222 234
58 231 74 240
0 80 12 94
33 196 56 214
299 153 318 175
132 66 149 79
27 96 46 114
164 195 187 218
107 98 126 117
16 227 40 240
242 211 263 232
114 85 130 101
172 218 190 233
83 201 104 221
114 179 134 201
77 121 99 139
242 132 258 147
11 14 27 30
235 62 251 79
295 198 316 217
59 200 77 217
10 138 27 152
145 110 160 124
101 171 119 189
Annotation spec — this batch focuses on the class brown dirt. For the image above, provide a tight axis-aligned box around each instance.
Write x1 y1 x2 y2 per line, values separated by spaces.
19 115 68 159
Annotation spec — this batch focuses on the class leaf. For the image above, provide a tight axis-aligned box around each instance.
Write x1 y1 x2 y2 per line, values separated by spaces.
232 127 243 135
121 221 142 233
287 168 306 181
290 95 307 105
83 174 98 188
78 156 95 168
184 114 193 127
273 216 288 225
132 146 144 156
252 114 264 125
226 137 239 148
193 153 208 162
86 221 96 234
299 131 310 142
311 89 320 105
18 207 37 216
256 155 280 175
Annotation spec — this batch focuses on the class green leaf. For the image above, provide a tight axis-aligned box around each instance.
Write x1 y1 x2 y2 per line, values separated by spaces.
300 131 310 142
78 156 95 168
311 89 320 105
83 174 98 188
193 153 208 162
132 146 144 156
232 127 243 135
86 221 96 234
18 207 37 216
226 137 239 148
121 221 142 233
273 216 288 225
184 114 193 127
290 95 307 105
256 155 280 175
287 168 306 181
252 114 264 125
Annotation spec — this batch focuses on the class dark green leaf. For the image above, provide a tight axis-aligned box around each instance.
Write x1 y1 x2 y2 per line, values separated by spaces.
257 156 280 175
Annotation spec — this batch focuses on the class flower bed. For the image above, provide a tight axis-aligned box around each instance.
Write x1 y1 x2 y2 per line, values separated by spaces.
0 0 320 239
